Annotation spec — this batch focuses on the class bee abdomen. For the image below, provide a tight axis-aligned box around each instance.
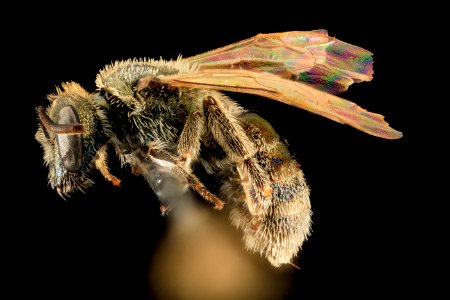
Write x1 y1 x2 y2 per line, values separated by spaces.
260 169 311 267
228 113 311 267
230 163 311 267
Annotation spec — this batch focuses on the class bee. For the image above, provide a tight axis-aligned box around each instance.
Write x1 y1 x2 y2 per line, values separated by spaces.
35 30 402 267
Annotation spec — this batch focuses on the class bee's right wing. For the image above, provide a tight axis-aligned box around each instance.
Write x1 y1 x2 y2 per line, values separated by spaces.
185 30 374 95
162 69 402 140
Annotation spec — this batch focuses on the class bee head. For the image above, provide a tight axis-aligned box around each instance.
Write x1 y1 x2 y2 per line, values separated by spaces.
35 82 111 198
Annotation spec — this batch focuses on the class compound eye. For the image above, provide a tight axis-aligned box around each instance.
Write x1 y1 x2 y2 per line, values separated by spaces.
56 106 84 172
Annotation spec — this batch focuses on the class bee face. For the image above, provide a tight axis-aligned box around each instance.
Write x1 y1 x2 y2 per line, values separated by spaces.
35 82 111 197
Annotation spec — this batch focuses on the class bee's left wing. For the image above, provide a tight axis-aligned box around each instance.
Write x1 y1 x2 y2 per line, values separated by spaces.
162 69 402 139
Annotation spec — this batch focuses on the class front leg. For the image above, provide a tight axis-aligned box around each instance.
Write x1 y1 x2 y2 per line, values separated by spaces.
94 144 121 187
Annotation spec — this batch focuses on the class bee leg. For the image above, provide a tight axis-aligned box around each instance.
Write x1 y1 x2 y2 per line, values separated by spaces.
203 96 255 161
203 95 272 214
146 145 224 210
94 145 121 186
177 111 203 170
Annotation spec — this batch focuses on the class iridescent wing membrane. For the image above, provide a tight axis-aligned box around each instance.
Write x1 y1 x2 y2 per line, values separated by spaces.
163 30 402 139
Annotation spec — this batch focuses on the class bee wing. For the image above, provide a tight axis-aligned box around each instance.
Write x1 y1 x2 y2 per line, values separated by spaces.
185 30 374 94
163 69 402 139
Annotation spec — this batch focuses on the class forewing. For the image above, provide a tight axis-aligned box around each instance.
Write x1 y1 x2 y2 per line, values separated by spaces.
185 30 374 94
163 69 402 139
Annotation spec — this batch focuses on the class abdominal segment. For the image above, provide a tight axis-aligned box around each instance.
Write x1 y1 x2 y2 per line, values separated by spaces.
223 113 312 267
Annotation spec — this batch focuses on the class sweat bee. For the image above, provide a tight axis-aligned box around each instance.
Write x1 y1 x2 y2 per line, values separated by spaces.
35 30 402 267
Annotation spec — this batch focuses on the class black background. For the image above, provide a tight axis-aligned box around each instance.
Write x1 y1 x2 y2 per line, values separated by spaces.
6 3 435 299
